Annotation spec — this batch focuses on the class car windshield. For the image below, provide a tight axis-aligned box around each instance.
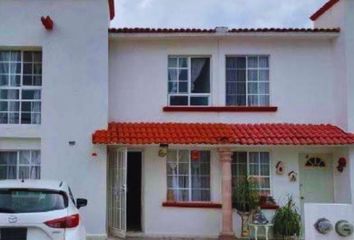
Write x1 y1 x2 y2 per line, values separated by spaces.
0 189 68 213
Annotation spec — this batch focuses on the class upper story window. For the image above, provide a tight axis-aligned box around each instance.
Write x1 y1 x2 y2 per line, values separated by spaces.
168 56 210 106
0 150 41 180
226 56 269 106
0 50 42 124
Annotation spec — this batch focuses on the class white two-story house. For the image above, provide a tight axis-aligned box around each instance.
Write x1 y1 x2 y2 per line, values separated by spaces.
1 0 354 239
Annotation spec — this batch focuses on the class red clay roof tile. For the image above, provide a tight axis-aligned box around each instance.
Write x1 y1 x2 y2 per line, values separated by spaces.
92 122 354 146
109 27 340 34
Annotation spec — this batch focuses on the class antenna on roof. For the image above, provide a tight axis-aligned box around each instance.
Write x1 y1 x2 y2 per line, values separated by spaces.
59 181 63 187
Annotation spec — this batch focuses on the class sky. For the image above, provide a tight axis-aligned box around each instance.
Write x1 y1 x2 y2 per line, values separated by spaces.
110 0 328 29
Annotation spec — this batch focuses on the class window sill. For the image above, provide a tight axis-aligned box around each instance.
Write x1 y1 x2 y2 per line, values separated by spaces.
260 203 279 210
163 106 278 112
162 201 222 209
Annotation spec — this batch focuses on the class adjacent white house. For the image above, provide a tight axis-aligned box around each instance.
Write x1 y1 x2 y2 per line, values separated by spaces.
1 0 354 239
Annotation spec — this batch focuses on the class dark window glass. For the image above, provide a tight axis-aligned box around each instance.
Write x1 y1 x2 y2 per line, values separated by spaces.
0 189 67 213
170 96 188 106
191 58 210 93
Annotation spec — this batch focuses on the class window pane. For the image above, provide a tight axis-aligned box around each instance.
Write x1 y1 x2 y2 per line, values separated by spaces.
249 153 259 164
0 90 19 100
248 70 258 81
178 82 188 93
168 82 178 93
31 151 41 164
248 82 258 94
248 95 258 106
190 96 208 106
226 57 237 69
236 82 246 95
178 176 189 188
168 69 177 81
259 56 269 68
170 96 188 106
0 75 8 86
20 151 31 164
259 95 270 106
236 95 247 106
0 51 10 62
179 150 189 162
178 69 188 81
178 58 188 68
168 57 177 68
22 90 41 100
259 82 269 94
248 56 258 68
236 57 246 68
259 70 269 81
226 70 236 82
191 151 210 201
236 70 246 82
177 190 189 201
191 58 210 93
226 96 237 106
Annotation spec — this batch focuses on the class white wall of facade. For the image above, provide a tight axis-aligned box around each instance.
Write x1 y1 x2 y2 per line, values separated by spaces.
0 0 109 236
314 0 354 132
109 36 343 126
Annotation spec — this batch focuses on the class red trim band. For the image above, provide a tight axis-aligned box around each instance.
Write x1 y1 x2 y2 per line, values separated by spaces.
310 0 340 21
108 0 115 20
163 106 278 112
162 201 222 209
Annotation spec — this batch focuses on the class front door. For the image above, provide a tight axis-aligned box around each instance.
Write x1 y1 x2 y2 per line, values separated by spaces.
108 148 127 238
299 154 334 206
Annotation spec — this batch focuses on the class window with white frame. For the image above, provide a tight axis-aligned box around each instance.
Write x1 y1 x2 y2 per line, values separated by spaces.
0 50 42 124
166 150 210 201
168 56 210 106
226 56 269 106
0 150 41 180
231 152 271 195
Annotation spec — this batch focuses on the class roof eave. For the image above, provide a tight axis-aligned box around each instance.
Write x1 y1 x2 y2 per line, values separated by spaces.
109 31 340 40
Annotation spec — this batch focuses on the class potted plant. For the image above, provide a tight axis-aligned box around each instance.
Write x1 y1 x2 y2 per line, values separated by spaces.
232 177 260 237
272 196 301 240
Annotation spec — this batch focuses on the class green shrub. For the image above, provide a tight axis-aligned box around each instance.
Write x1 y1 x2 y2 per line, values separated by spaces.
272 196 301 239
232 177 260 212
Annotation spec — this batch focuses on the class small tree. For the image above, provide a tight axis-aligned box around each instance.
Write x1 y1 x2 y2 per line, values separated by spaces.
233 177 260 213
272 196 301 239
232 177 260 237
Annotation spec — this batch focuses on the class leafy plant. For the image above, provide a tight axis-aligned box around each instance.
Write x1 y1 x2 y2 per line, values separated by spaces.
232 177 260 212
272 196 301 239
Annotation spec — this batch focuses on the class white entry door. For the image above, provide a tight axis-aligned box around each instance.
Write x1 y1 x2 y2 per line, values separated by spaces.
108 148 127 238
299 154 334 205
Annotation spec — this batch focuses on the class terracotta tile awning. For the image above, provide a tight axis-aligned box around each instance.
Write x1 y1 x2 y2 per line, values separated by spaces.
92 122 354 146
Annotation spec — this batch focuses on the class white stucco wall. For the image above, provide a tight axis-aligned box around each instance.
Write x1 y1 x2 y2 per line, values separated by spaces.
314 0 354 132
108 36 343 126
0 0 109 236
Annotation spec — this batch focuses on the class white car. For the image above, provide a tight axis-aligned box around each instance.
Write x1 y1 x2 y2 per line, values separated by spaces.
0 180 87 240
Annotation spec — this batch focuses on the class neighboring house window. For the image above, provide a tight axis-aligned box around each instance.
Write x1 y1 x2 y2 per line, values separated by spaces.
232 152 271 195
0 50 42 124
0 150 41 179
166 150 210 201
168 56 210 106
226 56 269 106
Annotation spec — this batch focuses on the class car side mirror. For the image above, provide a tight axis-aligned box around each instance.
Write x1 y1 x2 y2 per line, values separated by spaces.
76 198 88 209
